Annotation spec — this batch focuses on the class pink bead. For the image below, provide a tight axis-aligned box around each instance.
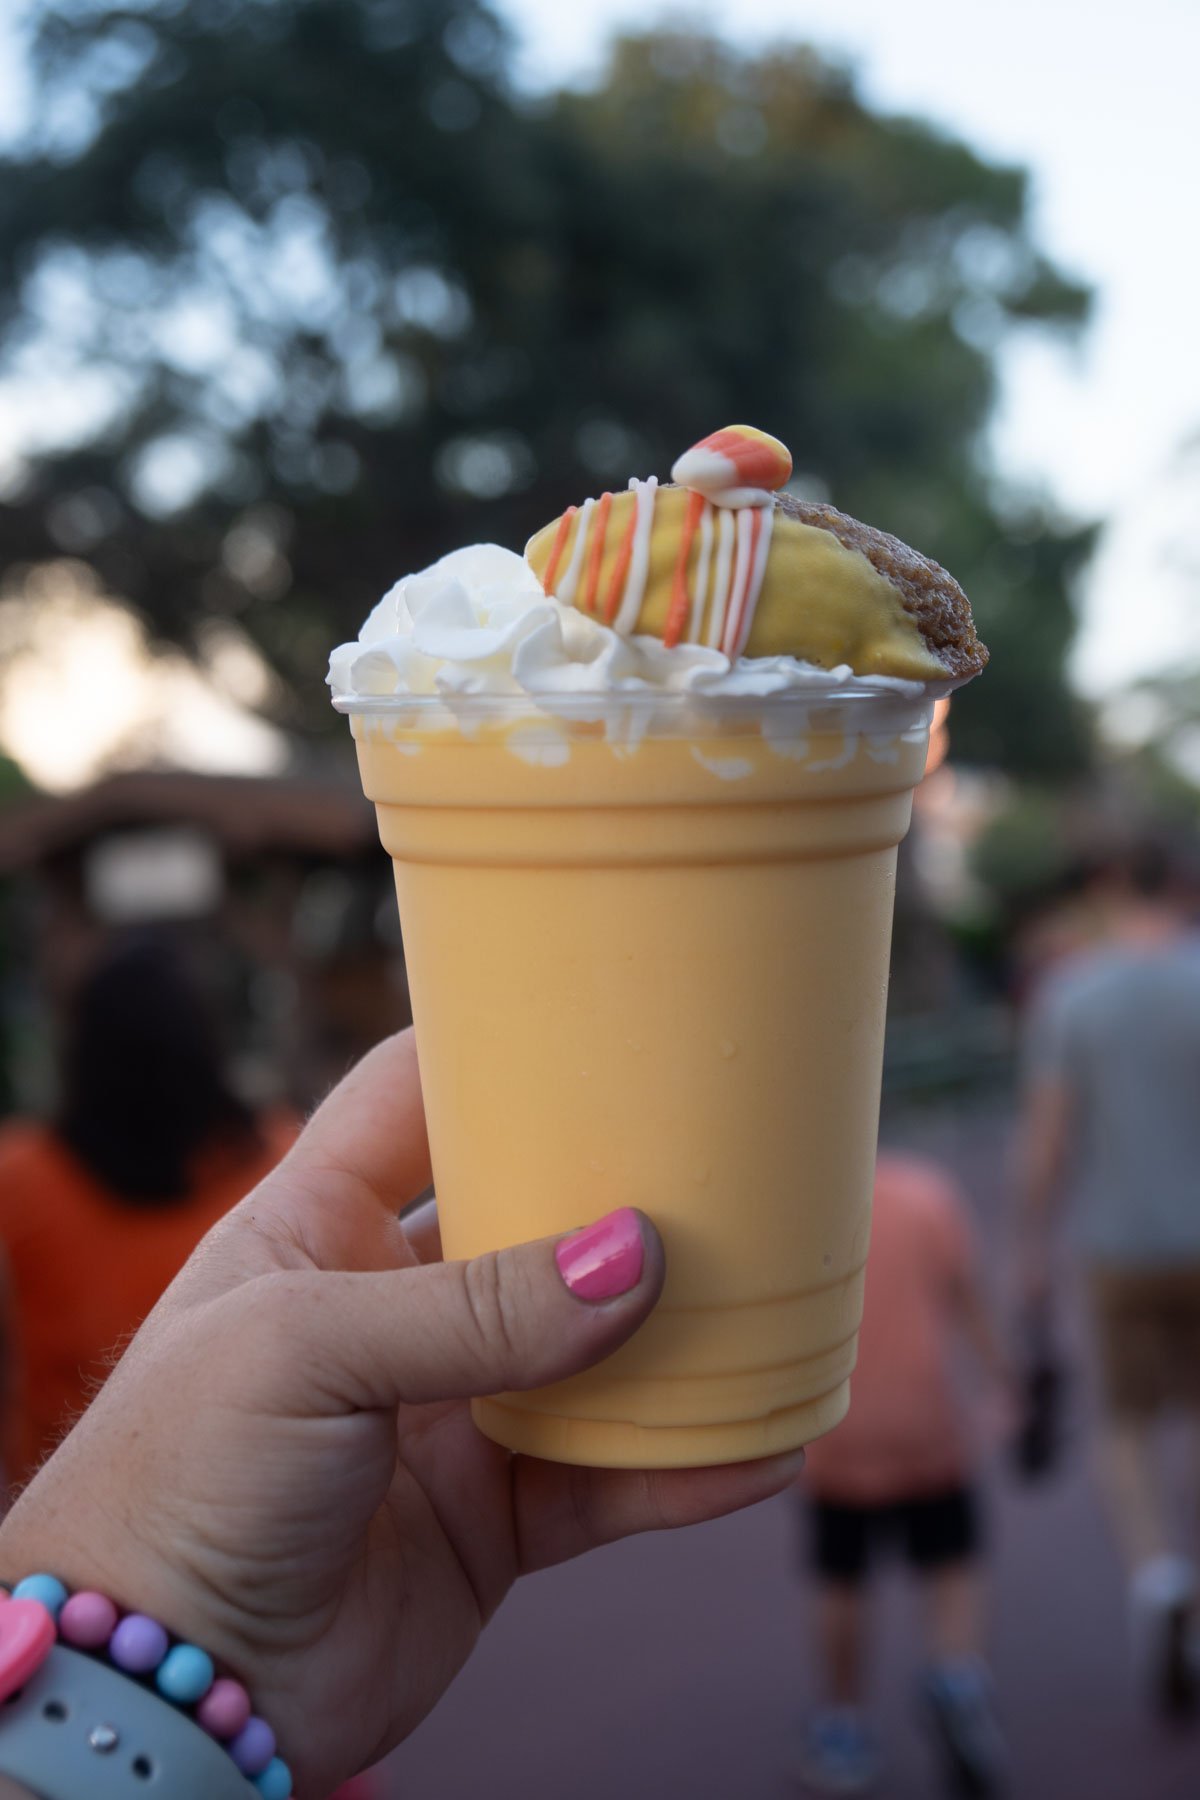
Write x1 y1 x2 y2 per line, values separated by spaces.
59 1591 119 1650
197 1677 252 1739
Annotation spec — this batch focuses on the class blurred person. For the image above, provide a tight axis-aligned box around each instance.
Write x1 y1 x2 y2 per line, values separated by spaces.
800 1152 1012 1798
1008 854 1116 1008
0 935 295 1488
1018 838 1200 1717
0 1251 13 1495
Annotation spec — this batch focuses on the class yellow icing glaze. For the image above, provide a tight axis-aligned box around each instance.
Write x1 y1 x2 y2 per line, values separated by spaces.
525 485 946 680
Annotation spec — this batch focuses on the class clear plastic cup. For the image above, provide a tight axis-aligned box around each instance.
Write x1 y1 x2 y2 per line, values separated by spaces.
340 689 933 1467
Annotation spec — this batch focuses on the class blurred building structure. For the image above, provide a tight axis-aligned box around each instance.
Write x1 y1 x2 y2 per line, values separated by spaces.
0 769 408 1114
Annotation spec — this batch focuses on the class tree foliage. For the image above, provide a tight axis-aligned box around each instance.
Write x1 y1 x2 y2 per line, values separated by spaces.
0 0 1095 768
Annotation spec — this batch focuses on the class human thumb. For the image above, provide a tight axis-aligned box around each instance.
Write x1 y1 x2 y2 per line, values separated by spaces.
270 1207 665 1412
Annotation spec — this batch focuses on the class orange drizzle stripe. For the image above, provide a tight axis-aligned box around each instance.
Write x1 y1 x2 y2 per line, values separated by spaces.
603 496 640 623
663 488 706 648
540 505 576 594
581 491 612 615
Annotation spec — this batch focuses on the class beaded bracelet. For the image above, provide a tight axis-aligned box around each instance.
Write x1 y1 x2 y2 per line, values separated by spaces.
0 1575 291 1798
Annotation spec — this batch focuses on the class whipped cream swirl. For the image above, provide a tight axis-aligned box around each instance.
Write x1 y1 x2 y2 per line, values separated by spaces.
328 545 937 709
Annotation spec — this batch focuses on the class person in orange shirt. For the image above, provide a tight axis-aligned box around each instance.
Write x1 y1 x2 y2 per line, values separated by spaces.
0 936 295 1490
799 1152 1013 1798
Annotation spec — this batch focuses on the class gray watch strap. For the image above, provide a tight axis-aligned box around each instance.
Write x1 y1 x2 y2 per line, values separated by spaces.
0 1645 255 1799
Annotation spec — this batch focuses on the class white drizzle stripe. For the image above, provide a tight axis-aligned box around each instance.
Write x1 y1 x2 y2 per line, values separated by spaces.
731 500 774 659
613 476 659 635
722 507 755 657
554 495 594 604
687 500 713 644
705 507 736 649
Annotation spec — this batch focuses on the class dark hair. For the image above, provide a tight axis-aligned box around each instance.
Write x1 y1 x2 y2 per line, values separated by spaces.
1081 834 1177 902
57 937 260 1206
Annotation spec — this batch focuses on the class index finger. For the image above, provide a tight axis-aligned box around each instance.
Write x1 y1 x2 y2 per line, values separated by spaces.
253 1030 433 1271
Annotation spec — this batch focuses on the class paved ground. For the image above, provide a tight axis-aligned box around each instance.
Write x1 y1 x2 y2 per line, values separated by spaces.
381 1100 1200 1798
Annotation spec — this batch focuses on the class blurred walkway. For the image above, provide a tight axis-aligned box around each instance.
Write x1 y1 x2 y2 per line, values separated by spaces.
384 1102 1199 1798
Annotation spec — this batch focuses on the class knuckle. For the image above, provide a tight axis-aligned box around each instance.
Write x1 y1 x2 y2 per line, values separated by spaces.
461 1251 523 1382
212 1273 339 1407
213 1274 304 1367
250 1268 311 1325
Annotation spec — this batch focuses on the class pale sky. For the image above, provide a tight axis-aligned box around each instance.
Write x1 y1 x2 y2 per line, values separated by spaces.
0 0 1196 709
500 0 1200 697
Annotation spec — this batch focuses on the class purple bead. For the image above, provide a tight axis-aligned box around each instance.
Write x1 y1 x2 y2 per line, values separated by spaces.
197 1677 251 1740
229 1716 276 1777
59 1591 119 1650
108 1613 169 1674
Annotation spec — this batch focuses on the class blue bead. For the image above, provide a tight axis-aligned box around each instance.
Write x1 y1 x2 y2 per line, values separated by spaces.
12 1574 68 1619
155 1643 215 1704
254 1757 293 1799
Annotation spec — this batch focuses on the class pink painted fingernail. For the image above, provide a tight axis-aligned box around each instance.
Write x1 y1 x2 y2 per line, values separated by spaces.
555 1207 645 1301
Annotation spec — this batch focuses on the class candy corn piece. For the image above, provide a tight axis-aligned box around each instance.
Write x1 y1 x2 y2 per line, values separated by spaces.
670 425 792 505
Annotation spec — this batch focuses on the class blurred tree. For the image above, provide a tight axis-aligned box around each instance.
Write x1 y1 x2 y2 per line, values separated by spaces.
1107 669 1200 809
970 787 1079 916
0 1 1094 767
0 754 34 804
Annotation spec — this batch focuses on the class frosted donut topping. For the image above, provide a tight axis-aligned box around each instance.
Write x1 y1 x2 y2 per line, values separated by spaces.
329 424 986 705
326 543 929 707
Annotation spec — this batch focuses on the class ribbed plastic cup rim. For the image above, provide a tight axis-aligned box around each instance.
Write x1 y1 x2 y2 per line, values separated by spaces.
331 688 937 724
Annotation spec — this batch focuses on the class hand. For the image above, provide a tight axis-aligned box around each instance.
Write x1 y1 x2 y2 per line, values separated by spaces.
0 1031 804 1798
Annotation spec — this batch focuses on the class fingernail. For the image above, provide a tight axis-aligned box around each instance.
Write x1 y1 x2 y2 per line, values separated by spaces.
555 1207 645 1302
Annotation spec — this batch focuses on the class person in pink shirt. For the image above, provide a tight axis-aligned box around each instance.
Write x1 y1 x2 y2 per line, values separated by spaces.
799 1152 1013 1797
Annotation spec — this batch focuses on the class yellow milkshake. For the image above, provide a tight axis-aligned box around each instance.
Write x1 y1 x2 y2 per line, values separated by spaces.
351 697 930 1465
330 425 987 1467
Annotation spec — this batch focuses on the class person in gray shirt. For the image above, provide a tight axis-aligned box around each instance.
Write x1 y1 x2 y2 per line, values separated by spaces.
1018 839 1200 1718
